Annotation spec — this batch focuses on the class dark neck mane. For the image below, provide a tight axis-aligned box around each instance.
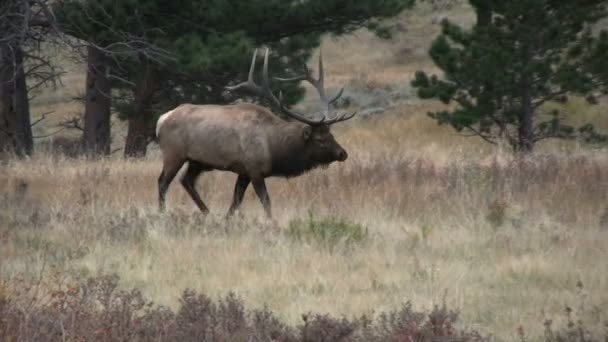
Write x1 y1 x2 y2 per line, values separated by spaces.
270 146 324 178
267 122 332 178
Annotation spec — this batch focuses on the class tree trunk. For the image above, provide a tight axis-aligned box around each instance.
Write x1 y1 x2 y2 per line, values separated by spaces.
83 45 112 156
124 115 153 158
0 48 13 154
124 65 157 158
0 44 33 158
473 1 492 27
12 46 33 156
518 84 534 153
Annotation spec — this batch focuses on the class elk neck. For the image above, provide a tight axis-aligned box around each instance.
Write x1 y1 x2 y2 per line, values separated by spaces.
268 122 322 178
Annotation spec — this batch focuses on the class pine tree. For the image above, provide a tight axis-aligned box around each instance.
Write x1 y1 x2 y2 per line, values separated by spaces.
55 0 172 156
56 0 415 157
412 0 608 152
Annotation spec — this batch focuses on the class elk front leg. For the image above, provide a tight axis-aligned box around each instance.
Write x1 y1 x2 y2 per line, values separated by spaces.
226 175 250 217
251 178 271 218
158 158 186 211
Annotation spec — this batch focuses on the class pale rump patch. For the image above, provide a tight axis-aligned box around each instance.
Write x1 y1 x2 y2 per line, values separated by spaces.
155 109 175 138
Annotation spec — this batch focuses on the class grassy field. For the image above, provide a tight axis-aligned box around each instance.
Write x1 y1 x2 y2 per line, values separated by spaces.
2 146 608 340
2 2 608 341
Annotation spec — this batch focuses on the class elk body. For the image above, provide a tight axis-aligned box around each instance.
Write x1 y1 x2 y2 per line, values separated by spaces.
156 49 355 217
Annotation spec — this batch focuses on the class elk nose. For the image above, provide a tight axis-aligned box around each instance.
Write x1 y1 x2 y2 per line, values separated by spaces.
337 150 348 161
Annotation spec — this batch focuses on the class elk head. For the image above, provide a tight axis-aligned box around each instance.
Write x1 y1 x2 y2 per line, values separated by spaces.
226 48 355 165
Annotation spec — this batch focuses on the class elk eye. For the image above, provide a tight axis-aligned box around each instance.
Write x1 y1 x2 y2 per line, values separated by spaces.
303 126 313 140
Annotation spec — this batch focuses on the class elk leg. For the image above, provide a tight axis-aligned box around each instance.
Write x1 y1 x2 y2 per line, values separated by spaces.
226 175 250 217
180 161 210 214
158 159 186 211
251 178 271 218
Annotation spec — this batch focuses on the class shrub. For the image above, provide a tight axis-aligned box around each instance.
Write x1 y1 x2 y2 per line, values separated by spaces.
486 198 508 228
364 301 487 342
286 212 369 251
299 313 361 342
543 306 608 342
0 274 490 342
2 274 607 341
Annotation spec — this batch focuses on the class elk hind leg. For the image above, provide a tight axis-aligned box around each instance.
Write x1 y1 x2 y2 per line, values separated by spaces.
180 160 210 213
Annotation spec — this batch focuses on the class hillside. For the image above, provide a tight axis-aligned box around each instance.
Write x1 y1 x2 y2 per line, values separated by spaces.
27 2 608 159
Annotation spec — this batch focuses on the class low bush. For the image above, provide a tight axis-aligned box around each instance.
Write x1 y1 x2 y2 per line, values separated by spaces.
286 213 369 252
3 274 605 341
542 306 608 342
0 274 487 341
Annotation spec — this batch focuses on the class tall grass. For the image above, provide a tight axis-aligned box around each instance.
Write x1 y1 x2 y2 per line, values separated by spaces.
1 143 607 340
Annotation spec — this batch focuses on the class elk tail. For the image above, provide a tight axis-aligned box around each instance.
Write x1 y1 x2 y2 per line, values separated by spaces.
155 109 175 142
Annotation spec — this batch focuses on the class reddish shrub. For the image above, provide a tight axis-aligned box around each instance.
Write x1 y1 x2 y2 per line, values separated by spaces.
3 274 605 341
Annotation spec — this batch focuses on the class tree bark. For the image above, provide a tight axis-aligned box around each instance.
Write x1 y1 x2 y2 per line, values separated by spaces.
124 65 157 158
473 1 492 27
0 48 13 154
82 45 111 156
517 40 535 153
12 46 33 156
518 81 534 153
0 44 33 158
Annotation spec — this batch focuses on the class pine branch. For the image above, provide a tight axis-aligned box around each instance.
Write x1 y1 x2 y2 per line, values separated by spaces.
532 89 569 109
461 125 498 145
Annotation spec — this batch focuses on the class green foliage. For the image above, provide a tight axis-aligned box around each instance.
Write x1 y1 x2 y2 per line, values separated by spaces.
411 0 608 151
55 0 415 121
486 198 507 228
287 212 368 251
419 224 434 241
579 123 608 145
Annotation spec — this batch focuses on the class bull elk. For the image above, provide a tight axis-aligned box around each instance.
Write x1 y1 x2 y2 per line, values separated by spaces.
156 48 355 217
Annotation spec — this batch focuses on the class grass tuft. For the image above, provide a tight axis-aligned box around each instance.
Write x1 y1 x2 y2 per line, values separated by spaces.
286 212 369 252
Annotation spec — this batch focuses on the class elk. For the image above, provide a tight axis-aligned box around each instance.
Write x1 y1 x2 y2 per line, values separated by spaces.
156 48 355 218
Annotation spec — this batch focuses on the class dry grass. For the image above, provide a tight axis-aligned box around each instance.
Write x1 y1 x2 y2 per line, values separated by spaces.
2 2 608 341
2 139 608 340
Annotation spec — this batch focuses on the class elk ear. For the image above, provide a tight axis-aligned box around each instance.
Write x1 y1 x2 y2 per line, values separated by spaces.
302 126 313 140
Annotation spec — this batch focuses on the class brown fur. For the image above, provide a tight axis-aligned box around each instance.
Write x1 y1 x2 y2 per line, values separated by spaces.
156 102 348 217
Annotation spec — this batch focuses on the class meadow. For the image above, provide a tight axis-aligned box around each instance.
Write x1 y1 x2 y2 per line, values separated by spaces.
1 2 608 341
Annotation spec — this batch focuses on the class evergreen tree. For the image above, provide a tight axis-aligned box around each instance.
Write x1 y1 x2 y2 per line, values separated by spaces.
412 0 608 152
55 0 172 156
56 0 414 157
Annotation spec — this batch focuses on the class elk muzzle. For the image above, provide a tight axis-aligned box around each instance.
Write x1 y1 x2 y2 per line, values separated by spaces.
336 149 348 161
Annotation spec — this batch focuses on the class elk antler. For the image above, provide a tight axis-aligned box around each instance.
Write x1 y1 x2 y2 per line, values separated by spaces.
275 49 349 118
227 48 356 126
